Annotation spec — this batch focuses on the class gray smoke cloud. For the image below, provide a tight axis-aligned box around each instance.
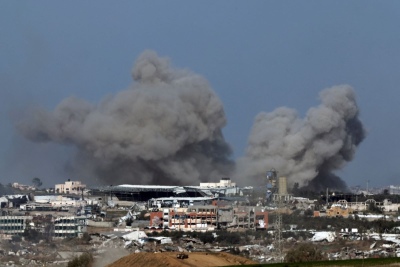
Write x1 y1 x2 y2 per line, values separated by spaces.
16 50 233 185
236 85 365 191
15 50 365 189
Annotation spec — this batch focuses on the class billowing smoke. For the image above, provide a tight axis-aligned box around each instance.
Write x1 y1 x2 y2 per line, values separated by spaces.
16 50 365 189
16 50 233 185
236 85 365 191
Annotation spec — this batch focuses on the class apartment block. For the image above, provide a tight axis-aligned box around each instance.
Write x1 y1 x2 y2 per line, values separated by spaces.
55 180 86 195
0 216 32 235
54 216 87 238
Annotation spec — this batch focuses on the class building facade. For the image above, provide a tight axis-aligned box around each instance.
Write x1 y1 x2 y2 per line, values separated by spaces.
54 216 87 238
0 216 32 235
55 180 86 195
149 205 268 231
199 177 236 188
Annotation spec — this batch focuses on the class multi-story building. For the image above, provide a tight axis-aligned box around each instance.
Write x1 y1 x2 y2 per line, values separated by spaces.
55 180 86 195
327 204 352 218
53 216 87 238
149 204 268 231
0 216 32 235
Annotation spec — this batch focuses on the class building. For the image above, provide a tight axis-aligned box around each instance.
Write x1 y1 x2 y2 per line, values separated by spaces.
389 185 400 195
91 177 240 202
148 196 215 209
330 199 400 214
200 177 236 188
12 183 36 191
149 204 268 231
199 177 239 196
55 180 86 195
0 216 32 235
170 205 218 230
327 202 353 218
0 195 30 208
54 216 87 238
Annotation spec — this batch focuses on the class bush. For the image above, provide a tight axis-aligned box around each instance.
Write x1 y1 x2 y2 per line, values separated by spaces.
216 231 241 245
11 235 22 242
197 232 215 244
23 229 41 243
81 233 91 244
285 243 326 263
67 253 93 267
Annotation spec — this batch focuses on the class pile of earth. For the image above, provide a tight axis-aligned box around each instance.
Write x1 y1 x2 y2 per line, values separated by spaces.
106 252 257 267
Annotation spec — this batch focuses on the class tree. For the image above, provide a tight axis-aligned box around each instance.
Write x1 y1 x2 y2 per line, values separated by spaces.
285 243 326 263
216 231 241 245
304 209 314 217
383 189 389 195
32 177 43 188
199 232 215 244
292 182 300 196
367 202 382 214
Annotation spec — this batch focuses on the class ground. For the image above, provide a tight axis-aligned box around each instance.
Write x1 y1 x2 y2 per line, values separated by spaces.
106 252 257 267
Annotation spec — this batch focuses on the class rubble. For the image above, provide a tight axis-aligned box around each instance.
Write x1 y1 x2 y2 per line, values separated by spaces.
310 231 336 242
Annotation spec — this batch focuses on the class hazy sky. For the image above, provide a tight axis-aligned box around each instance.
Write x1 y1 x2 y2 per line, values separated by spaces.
1 1 400 188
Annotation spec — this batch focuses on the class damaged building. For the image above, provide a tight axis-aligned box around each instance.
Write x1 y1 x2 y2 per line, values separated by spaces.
0 215 32 235
54 216 87 238
149 203 268 231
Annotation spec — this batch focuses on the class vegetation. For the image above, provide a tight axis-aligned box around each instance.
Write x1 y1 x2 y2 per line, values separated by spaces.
67 253 93 267
215 231 242 245
188 231 215 244
23 228 42 243
80 233 92 244
285 243 326 263
367 202 383 214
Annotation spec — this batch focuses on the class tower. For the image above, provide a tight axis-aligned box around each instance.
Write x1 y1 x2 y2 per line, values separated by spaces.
266 169 283 262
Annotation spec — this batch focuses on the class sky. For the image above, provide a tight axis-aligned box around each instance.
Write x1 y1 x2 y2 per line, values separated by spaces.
1 1 400 188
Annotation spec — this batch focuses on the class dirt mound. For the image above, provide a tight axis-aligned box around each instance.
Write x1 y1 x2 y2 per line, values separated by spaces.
106 252 257 267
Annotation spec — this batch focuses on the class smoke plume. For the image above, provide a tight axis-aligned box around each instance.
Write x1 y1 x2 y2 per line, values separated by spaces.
16 51 365 189
16 50 233 185
236 85 366 191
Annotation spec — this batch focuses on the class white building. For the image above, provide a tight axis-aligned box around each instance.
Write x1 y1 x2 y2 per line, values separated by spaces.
54 216 87 238
55 180 86 195
200 177 236 188
198 178 238 196
0 216 32 235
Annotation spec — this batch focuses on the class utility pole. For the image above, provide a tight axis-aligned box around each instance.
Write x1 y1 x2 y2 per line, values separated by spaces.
326 188 329 206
